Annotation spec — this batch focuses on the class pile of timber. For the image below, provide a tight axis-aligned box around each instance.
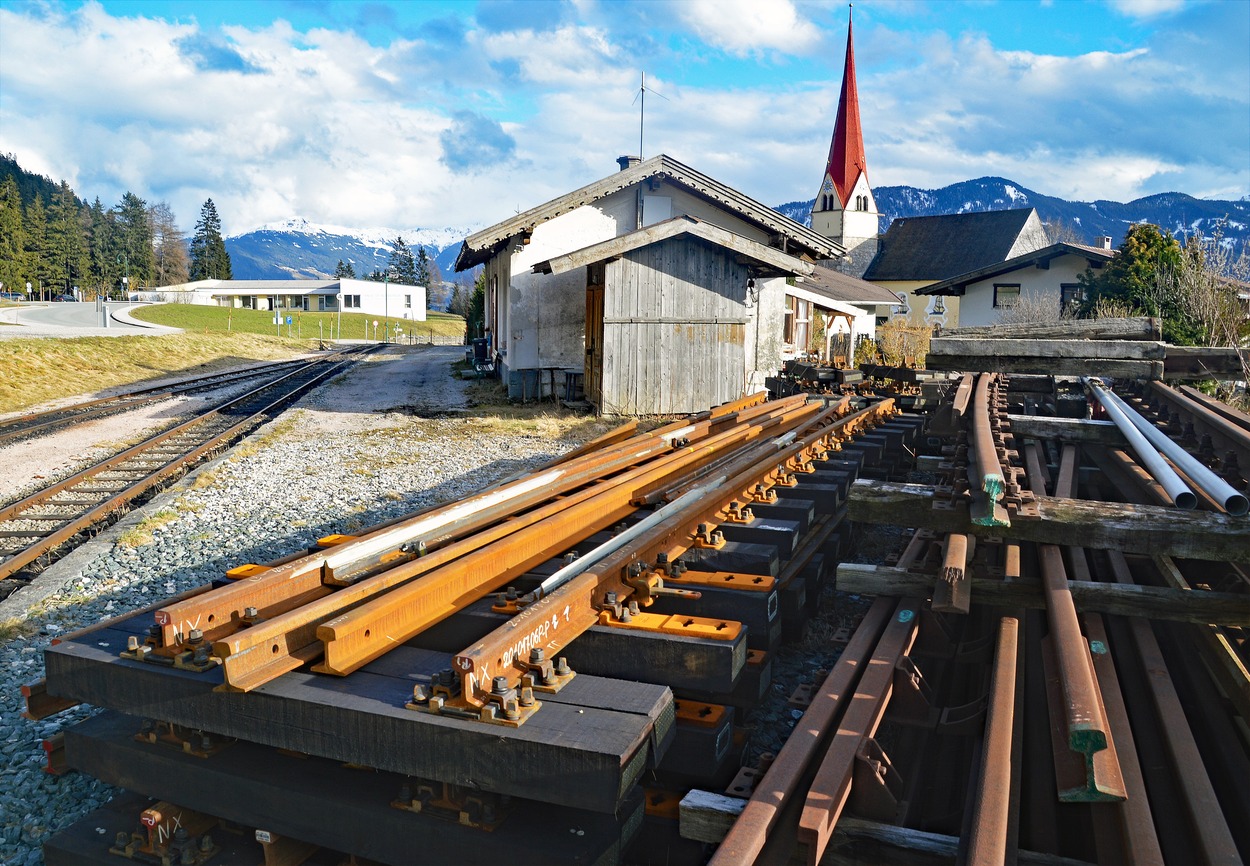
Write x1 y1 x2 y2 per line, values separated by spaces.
30 393 926 865
926 316 1245 380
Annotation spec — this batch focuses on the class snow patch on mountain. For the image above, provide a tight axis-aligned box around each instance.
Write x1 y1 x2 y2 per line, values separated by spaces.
230 217 479 253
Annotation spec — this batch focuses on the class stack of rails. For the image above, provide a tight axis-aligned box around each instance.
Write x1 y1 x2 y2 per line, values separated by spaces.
28 391 924 865
686 372 1250 866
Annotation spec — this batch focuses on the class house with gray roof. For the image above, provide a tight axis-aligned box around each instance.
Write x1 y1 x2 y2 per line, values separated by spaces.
454 154 842 414
915 239 1116 327
861 208 1051 328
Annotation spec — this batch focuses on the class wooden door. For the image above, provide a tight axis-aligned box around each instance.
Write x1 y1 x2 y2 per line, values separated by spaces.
584 264 605 405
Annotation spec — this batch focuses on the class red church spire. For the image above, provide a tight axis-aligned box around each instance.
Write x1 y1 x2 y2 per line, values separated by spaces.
824 6 867 208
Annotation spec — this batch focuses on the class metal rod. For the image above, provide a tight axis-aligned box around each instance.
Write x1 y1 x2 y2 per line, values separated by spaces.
967 616 1019 866
1090 379 1248 515
1085 380 1196 510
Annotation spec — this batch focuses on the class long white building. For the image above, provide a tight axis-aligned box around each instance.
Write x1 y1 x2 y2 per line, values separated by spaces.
132 278 426 321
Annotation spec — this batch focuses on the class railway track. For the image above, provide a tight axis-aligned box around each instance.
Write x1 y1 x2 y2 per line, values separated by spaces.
0 346 375 589
20 375 1250 865
0 357 319 447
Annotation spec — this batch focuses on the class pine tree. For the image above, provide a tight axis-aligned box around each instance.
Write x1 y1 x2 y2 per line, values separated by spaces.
387 237 417 284
1078 223 1197 344
46 181 88 296
414 247 432 287
334 259 356 279
23 195 49 299
189 198 233 281
87 198 117 298
113 192 155 292
150 201 189 286
0 176 27 295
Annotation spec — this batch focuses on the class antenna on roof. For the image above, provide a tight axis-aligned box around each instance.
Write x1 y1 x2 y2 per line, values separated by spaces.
632 72 668 159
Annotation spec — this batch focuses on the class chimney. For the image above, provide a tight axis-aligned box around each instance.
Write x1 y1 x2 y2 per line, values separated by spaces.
1095 235 1113 250
617 155 641 171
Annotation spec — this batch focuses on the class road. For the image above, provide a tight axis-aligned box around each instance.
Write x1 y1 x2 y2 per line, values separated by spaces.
0 301 181 338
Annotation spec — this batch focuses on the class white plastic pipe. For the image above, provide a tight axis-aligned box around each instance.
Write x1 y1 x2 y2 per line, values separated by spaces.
1087 380 1196 510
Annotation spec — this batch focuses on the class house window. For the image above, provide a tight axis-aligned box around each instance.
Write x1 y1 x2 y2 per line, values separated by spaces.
1060 283 1083 311
993 284 1020 308
404 294 412 308
784 296 796 343
343 294 361 309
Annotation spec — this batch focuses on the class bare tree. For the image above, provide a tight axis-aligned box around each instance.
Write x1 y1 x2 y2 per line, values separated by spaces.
1042 218 1085 245
149 201 189 287
997 290 1068 326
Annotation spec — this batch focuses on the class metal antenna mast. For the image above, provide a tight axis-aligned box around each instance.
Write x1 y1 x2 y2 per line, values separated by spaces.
633 72 668 158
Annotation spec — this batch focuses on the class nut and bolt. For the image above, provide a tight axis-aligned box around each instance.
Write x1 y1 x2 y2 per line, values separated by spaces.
503 699 520 721
555 657 571 676
519 686 535 707
492 676 510 695
529 647 544 664
604 591 618 606
199 835 214 853
114 832 129 848
412 684 429 703
187 629 203 645
244 606 258 619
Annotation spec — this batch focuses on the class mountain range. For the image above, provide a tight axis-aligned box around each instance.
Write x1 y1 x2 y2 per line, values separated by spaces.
225 177 1250 289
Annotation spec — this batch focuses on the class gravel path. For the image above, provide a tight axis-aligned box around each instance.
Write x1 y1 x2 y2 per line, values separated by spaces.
0 344 569 864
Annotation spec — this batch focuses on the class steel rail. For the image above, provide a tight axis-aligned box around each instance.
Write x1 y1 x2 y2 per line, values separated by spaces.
313 400 836 679
706 598 896 866
0 355 361 581
796 599 921 866
1090 380 1248 516
968 373 1009 526
1177 383 1250 435
1104 550 1242 864
0 357 317 447
1032 444 1124 802
155 400 810 648
1086 380 1196 509
211 402 824 690
440 400 899 710
966 616 1019 866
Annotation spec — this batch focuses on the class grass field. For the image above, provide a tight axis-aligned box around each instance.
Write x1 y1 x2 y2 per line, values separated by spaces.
129 304 466 342
0 304 467 413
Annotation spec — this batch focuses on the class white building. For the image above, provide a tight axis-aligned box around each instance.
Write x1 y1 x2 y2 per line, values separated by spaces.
133 279 426 321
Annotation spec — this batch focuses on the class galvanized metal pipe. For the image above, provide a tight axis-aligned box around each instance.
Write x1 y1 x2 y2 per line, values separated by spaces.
1090 379 1248 516
1086 380 1196 510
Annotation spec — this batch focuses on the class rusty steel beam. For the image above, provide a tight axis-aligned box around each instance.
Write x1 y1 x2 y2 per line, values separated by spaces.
214 405 817 691
1033 443 1124 802
796 599 921 866
706 597 896 866
437 400 900 712
967 616 1019 866
1104 550 1242 864
932 533 972 614
314 399 850 682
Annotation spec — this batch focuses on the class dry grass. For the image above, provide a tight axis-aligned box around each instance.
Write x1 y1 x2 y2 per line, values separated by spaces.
0 333 309 414
116 508 180 548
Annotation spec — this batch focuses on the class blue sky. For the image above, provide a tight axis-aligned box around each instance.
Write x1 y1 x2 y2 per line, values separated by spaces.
1 0 1246 238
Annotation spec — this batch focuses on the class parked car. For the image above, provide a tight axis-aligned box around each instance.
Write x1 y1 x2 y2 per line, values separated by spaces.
51 294 77 302
0 291 24 301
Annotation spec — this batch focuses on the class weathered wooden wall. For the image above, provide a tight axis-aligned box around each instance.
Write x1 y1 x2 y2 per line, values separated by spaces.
601 237 750 414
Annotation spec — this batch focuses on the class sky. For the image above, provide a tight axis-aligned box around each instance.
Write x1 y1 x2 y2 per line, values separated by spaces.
1 0 1247 239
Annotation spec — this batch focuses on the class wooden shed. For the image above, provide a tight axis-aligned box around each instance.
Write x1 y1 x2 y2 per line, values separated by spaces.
454 154 842 415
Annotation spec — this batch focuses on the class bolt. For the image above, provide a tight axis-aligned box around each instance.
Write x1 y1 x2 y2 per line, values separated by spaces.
398 783 412 804
199 835 214 853
148 625 161 640
187 629 203 645
412 684 429 703
127 635 140 652
492 676 509 694
555 657 571 676
620 607 632 623
503 700 520 721
628 600 640 616
519 686 535 707
244 606 258 619
529 647 544 663
174 827 189 844
604 591 618 606
656 551 668 565
114 831 129 848
438 668 456 686
506 586 518 600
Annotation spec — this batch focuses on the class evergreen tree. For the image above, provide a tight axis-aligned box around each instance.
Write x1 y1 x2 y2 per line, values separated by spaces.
1077 223 1198 344
46 181 88 296
334 259 356 279
87 197 117 298
23 195 49 299
414 247 432 287
387 236 417 284
467 271 486 338
150 201 189 286
0 176 27 295
113 192 155 291
189 198 233 280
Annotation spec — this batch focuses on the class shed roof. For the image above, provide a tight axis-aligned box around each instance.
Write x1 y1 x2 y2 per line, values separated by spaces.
801 263 902 306
456 154 843 271
531 215 814 278
862 208 1047 282
915 242 1115 296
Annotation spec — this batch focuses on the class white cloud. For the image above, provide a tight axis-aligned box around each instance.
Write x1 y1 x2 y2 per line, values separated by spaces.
1108 0 1186 20
676 0 822 57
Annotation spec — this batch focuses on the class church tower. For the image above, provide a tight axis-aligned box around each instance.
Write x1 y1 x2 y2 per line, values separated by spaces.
811 6 880 275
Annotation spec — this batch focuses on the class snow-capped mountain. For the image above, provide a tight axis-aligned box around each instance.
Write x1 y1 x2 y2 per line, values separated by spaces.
224 218 480 286
776 177 1249 249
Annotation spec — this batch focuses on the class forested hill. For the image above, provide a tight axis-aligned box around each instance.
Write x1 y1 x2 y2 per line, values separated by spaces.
1 153 85 209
